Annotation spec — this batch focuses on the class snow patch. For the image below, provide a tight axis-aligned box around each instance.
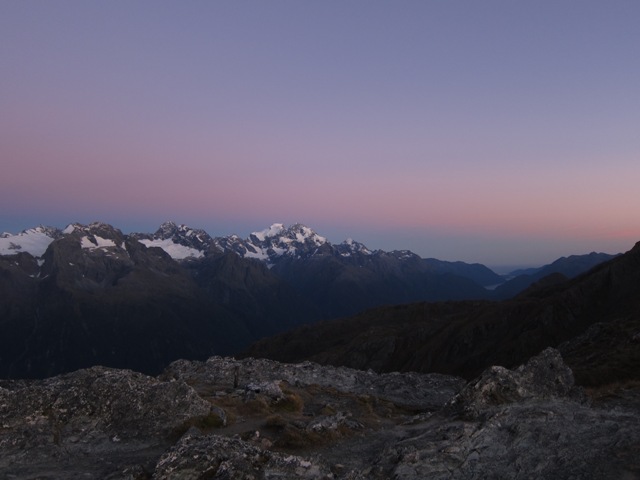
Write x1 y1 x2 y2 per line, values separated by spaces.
244 247 269 261
339 238 372 255
0 230 55 257
81 236 116 250
252 223 285 241
139 238 204 260
62 224 77 234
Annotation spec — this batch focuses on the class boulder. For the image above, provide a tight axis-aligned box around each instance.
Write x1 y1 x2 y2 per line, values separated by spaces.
0 366 214 478
448 347 583 418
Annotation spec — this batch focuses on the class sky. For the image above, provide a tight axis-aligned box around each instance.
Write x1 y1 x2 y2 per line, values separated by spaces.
1 1 639 268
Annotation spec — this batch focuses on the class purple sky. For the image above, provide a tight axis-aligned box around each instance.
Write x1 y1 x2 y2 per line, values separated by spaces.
2 1 639 267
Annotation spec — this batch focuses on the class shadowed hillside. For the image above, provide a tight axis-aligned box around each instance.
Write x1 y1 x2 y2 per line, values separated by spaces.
243 241 640 387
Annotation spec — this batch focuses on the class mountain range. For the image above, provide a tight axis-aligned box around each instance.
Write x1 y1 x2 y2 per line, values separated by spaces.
0 221 618 378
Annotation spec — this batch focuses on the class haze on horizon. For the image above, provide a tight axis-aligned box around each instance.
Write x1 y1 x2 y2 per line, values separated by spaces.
2 1 639 267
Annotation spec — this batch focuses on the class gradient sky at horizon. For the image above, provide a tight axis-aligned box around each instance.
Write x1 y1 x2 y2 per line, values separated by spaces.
2 1 639 267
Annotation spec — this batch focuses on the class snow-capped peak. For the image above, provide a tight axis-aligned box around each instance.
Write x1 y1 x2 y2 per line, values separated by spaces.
389 249 420 261
59 222 128 253
155 221 179 239
251 223 285 242
335 237 373 257
214 223 331 264
286 223 327 246
153 221 211 243
62 222 120 237
252 223 327 252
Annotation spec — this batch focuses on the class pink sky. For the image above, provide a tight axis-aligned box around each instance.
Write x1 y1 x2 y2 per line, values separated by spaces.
1 2 639 266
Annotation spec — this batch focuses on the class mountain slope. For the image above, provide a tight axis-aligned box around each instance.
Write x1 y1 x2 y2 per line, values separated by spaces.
243 240 640 386
0 223 242 377
423 258 502 286
1 222 327 378
492 251 618 299
269 250 491 319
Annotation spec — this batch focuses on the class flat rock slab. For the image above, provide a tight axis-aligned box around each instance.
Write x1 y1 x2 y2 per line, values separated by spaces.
163 356 466 410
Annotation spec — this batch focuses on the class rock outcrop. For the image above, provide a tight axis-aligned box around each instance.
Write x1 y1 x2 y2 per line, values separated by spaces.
448 347 583 418
162 356 465 410
1 349 639 479
0 367 214 478
154 431 333 480
378 398 640 480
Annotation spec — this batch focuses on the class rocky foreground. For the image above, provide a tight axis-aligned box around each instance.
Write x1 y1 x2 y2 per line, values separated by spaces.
1 349 639 479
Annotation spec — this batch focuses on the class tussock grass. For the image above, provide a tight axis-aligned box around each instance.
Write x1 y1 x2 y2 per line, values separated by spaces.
169 411 225 440
274 391 304 413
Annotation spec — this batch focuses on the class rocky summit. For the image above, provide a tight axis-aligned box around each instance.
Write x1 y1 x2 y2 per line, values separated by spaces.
1 348 639 479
